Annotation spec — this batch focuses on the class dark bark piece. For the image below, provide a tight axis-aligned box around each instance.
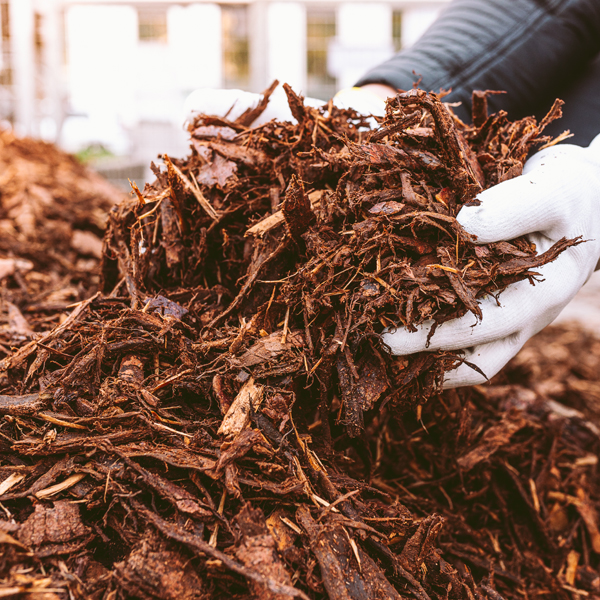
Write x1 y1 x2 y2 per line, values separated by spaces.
204 140 269 168
490 241 530 258
160 198 184 267
498 161 524 183
494 236 581 276
236 80 280 127
115 532 206 600
438 247 482 320
0 292 99 371
283 83 307 123
0 393 49 416
337 355 364 438
358 187 404 207
18 501 90 554
12 429 148 456
400 171 428 207
119 444 216 472
118 354 145 385
193 143 238 188
192 124 237 140
353 354 388 411
164 153 219 221
337 353 389 438
117 453 214 519
472 90 490 129
368 201 405 216
282 176 315 242
212 373 236 414
6 457 77 500
399 514 444 575
144 294 188 319
500 462 554 551
208 428 266 479
456 128 487 189
296 506 403 600
397 89 481 198
235 504 295 600
265 509 299 552
538 98 564 133
369 110 420 141
347 140 442 170
209 237 288 328
239 475 305 497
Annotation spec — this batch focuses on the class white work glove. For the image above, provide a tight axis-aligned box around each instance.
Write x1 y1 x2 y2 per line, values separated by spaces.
183 85 385 128
382 135 600 388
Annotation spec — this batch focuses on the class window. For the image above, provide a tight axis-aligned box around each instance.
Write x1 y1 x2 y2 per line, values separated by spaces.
306 8 336 101
392 11 402 51
34 12 43 65
0 2 7 42
0 2 10 85
138 8 167 43
222 5 249 90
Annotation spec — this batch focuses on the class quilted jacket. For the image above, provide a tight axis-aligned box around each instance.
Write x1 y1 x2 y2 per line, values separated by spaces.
356 0 600 144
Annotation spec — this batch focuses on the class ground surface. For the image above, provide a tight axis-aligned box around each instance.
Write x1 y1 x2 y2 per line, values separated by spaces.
555 270 600 332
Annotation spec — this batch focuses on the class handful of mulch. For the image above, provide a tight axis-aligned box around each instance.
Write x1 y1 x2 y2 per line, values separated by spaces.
102 83 578 431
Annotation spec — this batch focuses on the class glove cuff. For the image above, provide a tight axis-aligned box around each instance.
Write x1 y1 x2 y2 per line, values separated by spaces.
332 87 387 117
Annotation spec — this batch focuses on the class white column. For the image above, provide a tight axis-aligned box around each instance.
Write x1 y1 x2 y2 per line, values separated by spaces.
66 5 137 118
64 5 137 153
401 7 442 49
39 1 63 141
9 0 36 136
249 1 268 93
331 3 393 91
168 4 222 93
267 3 306 94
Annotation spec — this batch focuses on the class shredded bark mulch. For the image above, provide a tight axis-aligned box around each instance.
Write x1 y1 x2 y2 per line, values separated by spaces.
0 86 597 600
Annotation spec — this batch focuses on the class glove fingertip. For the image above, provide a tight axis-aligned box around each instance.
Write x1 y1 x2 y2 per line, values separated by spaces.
380 329 427 356
442 364 488 389
456 204 503 244
457 177 546 243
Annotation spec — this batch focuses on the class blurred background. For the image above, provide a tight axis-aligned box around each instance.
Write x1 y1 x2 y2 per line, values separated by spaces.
2 0 599 330
0 0 449 188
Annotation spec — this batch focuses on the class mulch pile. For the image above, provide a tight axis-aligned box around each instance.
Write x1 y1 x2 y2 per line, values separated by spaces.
0 85 598 600
0 128 126 351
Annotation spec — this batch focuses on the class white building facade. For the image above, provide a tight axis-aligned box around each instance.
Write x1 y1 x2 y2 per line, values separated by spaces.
3 0 449 180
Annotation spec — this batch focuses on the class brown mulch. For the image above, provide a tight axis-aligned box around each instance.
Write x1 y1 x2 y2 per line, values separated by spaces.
0 86 597 600
0 128 126 348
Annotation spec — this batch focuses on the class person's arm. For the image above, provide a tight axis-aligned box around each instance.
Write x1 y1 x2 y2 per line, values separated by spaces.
539 53 600 145
361 0 600 387
357 0 600 145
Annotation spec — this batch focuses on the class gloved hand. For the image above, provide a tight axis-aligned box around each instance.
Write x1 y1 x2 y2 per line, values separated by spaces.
382 136 600 388
183 85 386 128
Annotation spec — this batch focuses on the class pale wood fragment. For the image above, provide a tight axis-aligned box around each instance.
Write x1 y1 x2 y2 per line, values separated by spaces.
0 473 25 497
218 378 264 438
35 473 87 499
246 190 323 237
163 154 219 221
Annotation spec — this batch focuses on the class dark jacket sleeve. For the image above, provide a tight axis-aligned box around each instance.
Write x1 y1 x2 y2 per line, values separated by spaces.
356 0 600 145
538 53 600 145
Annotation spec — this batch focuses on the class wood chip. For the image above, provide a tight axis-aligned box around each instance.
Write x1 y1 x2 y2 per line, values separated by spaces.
35 474 87 499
